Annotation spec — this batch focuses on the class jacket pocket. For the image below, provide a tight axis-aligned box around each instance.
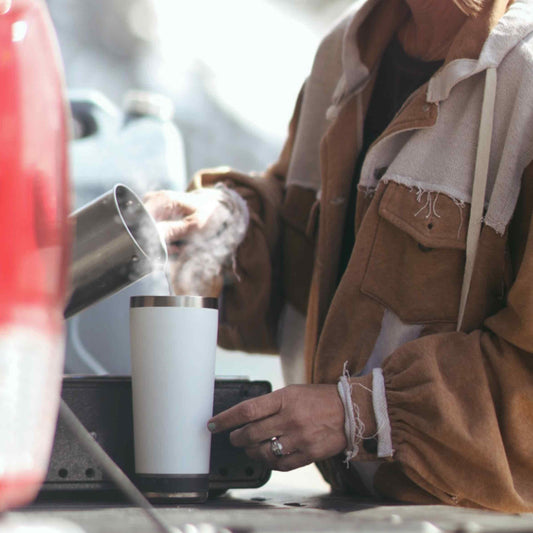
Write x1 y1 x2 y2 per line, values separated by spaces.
281 185 318 314
361 182 467 324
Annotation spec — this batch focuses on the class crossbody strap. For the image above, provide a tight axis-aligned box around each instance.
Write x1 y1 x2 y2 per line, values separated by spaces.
457 67 497 332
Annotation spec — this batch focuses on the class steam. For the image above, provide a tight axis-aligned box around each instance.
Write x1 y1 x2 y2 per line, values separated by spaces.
118 191 171 295
127 184 249 298
165 184 249 297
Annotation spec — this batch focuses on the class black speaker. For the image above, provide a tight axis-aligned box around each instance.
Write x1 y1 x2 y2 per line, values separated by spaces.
40 376 271 498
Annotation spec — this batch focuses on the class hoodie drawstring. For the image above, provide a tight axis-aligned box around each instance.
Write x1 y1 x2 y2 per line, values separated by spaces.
457 67 498 331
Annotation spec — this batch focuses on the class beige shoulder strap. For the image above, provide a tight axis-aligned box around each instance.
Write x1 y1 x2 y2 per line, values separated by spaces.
457 67 497 332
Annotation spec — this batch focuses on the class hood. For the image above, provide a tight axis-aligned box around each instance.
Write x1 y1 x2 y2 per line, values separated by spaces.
334 0 531 107
428 0 533 103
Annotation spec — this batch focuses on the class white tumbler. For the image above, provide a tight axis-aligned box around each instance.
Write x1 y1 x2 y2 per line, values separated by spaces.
129 295 218 501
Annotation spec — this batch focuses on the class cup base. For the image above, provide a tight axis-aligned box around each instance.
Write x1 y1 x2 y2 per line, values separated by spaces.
135 474 209 503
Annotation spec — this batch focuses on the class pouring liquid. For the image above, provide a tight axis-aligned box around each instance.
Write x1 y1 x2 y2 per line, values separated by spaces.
164 268 175 296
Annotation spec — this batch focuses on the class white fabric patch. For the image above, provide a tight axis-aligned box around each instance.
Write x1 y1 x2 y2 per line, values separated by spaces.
360 309 420 458
278 304 306 385
285 0 379 192
372 368 394 458
287 0 533 235
361 28 533 235
427 59 480 103
347 310 423 491
360 308 424 376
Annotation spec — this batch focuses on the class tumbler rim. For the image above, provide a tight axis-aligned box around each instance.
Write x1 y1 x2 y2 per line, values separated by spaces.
130 295 218 309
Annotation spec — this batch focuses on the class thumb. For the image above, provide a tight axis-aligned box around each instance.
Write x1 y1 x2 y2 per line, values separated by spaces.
158 216 201 244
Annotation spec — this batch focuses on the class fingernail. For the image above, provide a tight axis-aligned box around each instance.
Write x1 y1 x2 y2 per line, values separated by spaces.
207 422 216 432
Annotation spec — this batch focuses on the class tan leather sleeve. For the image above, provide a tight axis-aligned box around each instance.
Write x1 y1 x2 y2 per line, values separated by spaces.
190 87 305 353
378 162 533 512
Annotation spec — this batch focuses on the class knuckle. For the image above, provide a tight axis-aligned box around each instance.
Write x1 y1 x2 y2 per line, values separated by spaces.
185 216 200 229
245 426 260 444
242 400 257 421
299 432 315 449
240 401 257 422
229 430 241 447
233 426 254 446
286 411 302 428
283 385 298 400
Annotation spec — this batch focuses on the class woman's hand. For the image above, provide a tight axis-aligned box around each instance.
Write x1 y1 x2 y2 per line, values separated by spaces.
144 186 248 297
207 384 346 471
144 189 225 255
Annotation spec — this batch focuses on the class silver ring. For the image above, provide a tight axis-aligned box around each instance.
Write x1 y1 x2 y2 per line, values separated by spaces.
270 436 284 457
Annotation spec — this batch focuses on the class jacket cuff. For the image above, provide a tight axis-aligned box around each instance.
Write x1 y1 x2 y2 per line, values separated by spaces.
336 372 377 462
372 368 394 458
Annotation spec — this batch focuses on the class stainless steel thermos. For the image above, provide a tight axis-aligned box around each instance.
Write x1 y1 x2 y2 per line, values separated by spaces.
64 184 167 318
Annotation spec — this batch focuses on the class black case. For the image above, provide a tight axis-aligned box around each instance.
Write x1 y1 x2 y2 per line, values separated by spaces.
40 376 271 497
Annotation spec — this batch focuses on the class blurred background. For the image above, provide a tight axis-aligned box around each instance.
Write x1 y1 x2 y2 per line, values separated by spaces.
47 0 351 388
47 0 352 175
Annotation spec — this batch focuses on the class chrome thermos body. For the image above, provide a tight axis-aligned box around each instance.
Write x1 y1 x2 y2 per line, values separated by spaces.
64 184 167 318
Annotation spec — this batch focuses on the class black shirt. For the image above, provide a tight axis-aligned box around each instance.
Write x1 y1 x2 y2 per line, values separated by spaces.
337 38 444 282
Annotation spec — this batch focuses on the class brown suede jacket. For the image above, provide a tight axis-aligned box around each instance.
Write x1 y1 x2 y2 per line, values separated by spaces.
194 0 533 512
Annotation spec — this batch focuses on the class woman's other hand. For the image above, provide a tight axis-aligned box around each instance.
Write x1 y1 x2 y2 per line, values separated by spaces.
207 385 346 471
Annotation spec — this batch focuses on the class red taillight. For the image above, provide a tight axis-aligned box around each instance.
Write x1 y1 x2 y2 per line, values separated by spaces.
0 0 70 510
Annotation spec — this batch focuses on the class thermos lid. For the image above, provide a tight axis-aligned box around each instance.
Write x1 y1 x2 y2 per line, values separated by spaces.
130 295 218 309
